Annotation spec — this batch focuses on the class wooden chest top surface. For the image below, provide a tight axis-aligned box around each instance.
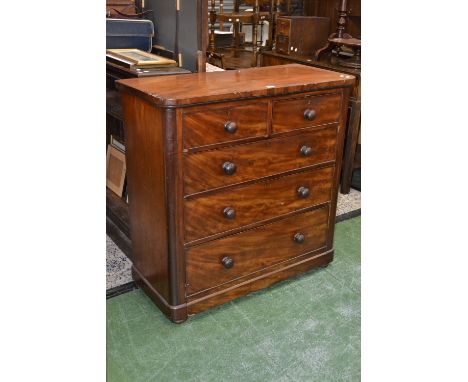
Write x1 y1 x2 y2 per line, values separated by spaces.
116 64 355 107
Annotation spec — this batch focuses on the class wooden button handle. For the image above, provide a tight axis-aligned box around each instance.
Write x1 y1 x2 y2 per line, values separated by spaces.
224 121 237 134
304 109 316 121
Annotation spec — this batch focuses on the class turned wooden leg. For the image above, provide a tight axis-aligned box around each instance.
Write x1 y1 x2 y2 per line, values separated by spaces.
208 0 216 51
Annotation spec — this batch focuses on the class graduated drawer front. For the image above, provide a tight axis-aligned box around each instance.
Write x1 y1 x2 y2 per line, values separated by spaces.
272 93 342 133
184 166 334 243
186 206 329 295
184 125 337 195
183 101 268 149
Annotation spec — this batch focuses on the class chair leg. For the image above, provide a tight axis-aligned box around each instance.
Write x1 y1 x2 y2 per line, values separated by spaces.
251 0 260 67
252 22 258 66
209 0 216 51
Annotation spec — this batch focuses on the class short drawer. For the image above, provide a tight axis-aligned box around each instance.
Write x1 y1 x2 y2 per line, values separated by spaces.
183 101 268 149
184 125 337 195
272 93 342 133
186 206 329 295
184 166 334 242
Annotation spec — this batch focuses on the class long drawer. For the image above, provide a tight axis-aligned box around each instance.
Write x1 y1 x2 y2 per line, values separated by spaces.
184 166 334 243
184 125 337 195
183 101 268 149
186 206 330 295
273 93 342 134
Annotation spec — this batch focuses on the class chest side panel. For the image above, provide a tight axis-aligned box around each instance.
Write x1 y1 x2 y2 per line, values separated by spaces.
120 93 171 302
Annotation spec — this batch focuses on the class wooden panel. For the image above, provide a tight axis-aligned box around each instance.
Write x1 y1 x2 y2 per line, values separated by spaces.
184 166 334 242
277 18 291 35
183 100 268 149
120 93 171 302
116 64 355 107
184 125 337 195
187 249 334 314
275 16 330 56
186 206 329 295
273 92 342 133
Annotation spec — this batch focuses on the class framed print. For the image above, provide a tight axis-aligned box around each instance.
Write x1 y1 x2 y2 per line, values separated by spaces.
106 145 126 197
106 48 177 66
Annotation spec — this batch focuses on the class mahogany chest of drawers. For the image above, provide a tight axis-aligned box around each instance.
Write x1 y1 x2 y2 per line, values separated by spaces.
117 64 354 323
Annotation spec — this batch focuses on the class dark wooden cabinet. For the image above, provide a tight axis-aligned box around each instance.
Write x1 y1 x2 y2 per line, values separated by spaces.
275 16 330 56
117 64 354 322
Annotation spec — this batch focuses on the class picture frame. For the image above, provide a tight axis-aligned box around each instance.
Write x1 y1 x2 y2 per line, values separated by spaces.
106 145 126 197
106 48 177 67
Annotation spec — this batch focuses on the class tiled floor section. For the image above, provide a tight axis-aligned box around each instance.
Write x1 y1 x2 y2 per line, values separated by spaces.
336 189 361 217
107 216 361 382
106 235 133 290
106 190 361 291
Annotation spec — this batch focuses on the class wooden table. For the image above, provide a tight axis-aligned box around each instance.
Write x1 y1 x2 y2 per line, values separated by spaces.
260 50 361 194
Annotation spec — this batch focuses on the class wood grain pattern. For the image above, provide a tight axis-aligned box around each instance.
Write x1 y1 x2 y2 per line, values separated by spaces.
183 100 268 149
184 125 338 195
117 65 354 322
186 206 329 295
272 92 342 133
187 249 334 314
184 166 334 243
116 64 355 107
120 93 171 303
260 51 361 195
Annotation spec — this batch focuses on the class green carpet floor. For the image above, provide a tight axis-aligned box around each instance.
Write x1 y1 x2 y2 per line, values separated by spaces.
107 216 361 382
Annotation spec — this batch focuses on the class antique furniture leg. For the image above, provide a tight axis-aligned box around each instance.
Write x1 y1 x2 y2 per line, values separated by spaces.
269 0 280 50
251 0 260 66
219 0 224 30
340 96 360 194
209 0 216 51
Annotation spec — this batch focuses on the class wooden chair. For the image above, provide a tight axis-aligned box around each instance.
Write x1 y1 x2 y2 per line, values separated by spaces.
209 0 279 66
206 50 226 69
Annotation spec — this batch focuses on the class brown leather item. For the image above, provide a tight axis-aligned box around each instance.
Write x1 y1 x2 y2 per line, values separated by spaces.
116 64 354 322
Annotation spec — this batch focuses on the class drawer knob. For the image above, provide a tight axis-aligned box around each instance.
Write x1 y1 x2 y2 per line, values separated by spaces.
300 145 313 157
224 121 237 134
293 232 305 244
297 186 310 198
223 207 236 219
304 109 316 121
222 161 237 175
221 256 234 269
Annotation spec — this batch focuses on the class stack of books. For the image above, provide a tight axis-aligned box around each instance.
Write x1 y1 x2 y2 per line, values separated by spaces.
106 48 177 70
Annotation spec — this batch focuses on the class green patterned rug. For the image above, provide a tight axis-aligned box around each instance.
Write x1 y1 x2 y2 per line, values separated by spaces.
107 217 360 382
